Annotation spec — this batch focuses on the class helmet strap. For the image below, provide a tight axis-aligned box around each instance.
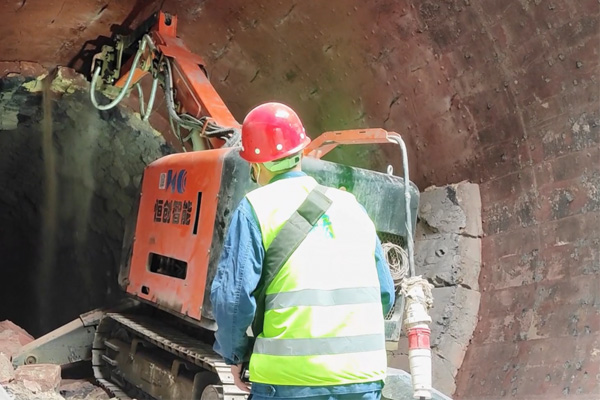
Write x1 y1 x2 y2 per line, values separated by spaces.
250 163 261 184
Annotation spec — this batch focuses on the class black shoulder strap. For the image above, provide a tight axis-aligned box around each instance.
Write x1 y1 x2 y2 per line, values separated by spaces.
251 185 332 336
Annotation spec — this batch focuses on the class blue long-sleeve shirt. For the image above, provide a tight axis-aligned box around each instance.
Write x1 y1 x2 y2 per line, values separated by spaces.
210 172 395 397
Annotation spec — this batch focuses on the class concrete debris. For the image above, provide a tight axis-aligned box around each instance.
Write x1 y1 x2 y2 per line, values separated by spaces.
59 380 111 400
0 353 15 384
418 182 483 237
2 382 65 400
0 333 21 361
22 379 43 393
415 233 481 290
388 181 482 397
0 319 34 361
0 321 34 347
14 364 61 392
59 380 96 399
429 286 481 394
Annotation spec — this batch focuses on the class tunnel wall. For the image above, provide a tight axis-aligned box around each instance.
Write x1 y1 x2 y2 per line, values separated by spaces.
188 2 599 397
195 1 598 397
413 3 599 399
0 67 173 337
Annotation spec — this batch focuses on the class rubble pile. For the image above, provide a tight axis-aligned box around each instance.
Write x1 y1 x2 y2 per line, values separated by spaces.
0 321 112 400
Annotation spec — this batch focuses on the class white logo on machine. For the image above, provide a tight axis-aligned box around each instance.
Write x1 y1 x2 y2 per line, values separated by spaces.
158 169 187 193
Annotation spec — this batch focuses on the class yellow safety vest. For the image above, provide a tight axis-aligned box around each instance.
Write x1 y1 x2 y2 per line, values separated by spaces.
246 175 387 386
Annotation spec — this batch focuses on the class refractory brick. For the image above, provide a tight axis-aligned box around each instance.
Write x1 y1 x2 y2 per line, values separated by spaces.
415 233 482 291
418 182 483 238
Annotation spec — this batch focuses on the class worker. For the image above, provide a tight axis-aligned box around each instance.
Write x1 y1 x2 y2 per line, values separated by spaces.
210 102 395 400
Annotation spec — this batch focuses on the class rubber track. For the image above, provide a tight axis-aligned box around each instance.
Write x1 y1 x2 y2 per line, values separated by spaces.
93 312 248 400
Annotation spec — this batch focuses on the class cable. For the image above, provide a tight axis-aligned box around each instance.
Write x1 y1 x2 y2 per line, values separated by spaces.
382 242 409 288
162 57 240 144
136 82 145 116
143 77 158 121
90 37 149 110
400 276 434 310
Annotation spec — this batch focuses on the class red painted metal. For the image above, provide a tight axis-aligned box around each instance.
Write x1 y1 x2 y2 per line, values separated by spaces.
126 148 233 321
115 11 241 150
303 128 403 159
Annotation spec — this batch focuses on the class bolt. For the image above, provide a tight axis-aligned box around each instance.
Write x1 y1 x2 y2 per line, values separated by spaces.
576 61 583 68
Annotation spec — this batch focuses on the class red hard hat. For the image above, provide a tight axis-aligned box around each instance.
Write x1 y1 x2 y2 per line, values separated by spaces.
239 102 311 163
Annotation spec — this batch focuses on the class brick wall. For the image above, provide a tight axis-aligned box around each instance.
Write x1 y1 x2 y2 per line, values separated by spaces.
428 2 600 398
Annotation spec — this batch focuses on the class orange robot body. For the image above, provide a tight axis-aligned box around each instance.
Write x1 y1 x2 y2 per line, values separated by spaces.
124 147 241 326
121 147 419 331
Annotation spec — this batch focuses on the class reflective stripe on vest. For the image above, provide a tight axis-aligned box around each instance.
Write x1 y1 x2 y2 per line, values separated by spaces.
265 286 380 310
246 175 387 386
254 333 386 356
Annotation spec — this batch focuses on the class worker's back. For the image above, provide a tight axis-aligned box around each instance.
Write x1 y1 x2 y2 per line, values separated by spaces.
246 174 387 386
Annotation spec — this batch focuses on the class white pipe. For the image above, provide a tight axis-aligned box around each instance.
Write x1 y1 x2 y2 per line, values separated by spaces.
143 77 159 121
387 135 416 277
405 284 433 399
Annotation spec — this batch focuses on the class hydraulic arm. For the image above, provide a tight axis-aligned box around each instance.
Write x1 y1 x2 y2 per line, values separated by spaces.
90 11 241 151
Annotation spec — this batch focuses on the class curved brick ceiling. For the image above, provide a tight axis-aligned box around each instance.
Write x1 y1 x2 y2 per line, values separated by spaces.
1 0 483 186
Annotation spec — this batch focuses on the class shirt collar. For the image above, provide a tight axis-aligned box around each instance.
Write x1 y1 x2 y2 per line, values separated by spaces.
269 170 307 184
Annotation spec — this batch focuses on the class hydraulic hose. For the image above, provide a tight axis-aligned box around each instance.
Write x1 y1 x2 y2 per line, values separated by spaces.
89 35 152 111
137 78 158 121
143 77 158 121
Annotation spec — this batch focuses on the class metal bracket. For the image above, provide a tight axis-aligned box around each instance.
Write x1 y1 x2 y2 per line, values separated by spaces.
12 309 104 367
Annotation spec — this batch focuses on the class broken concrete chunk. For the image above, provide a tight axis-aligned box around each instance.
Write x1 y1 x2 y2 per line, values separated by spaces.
22 379 44 393
14 364 61 392
59 380 94 398
0 321 35 346
0 330 23 359
430 286 480 351
415 233 482 291
3 382 66 400
418 182 482 237
0 352 15 384
59 379 104 399
429 286 480 395
432 352 457 397
388 286 480 397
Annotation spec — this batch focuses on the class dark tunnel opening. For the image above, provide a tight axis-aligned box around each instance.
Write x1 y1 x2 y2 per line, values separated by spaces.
0 73 173 337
